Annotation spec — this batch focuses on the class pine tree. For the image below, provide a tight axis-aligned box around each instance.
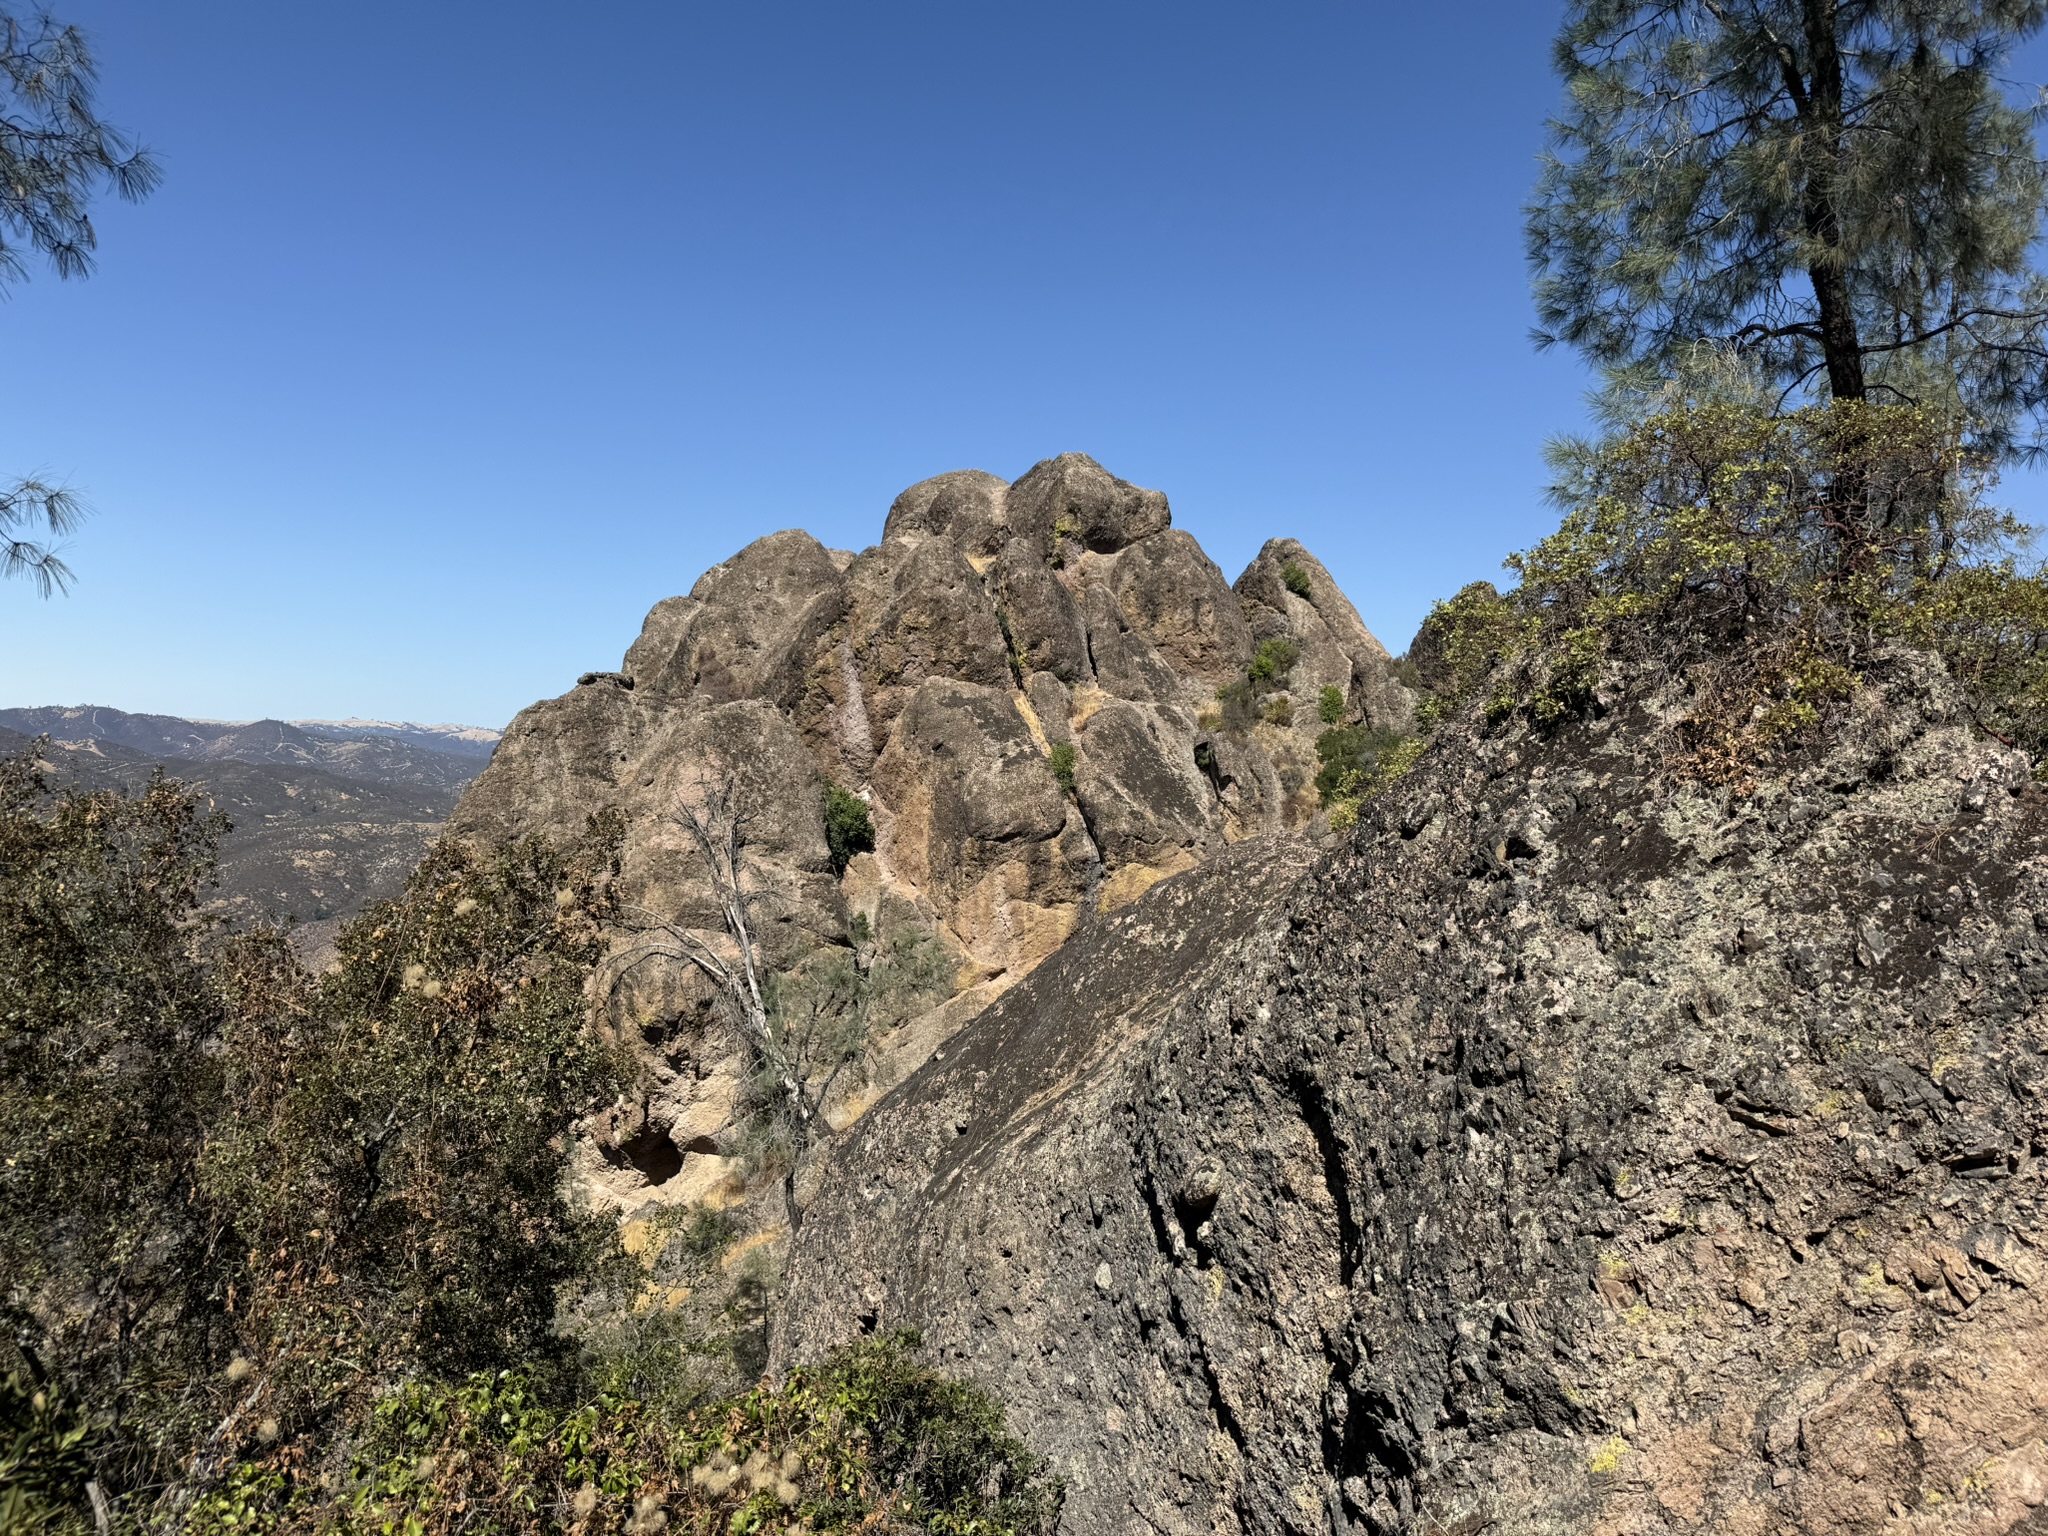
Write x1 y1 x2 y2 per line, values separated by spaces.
0 5 158 593
1529 1 2048 454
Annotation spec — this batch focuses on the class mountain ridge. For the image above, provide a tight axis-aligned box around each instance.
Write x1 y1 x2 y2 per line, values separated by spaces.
0 705 498 791
0 707 498 958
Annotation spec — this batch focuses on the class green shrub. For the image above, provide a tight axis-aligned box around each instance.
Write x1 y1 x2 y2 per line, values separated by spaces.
1417 397 2048 781
1047 742 1077 796
1317 684 1345 724
1262 694 1295 726
1281 561 1313 599
1905 563 2048 752
1248 638 1300 687
0 1373 99 1535
187 1334 1061 1536
822 782 875 875
1324 736 1427 832
0 742 628 1520
1314 725 1409 801
0 754 239 1507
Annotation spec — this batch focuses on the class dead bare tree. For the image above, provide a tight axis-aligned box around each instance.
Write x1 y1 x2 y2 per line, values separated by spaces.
605 762 946 1223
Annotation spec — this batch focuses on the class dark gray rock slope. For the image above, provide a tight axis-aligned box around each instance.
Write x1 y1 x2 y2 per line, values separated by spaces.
780 649 2048 1534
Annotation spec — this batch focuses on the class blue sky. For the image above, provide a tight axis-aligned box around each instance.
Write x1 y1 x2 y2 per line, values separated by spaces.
6 2 2042 729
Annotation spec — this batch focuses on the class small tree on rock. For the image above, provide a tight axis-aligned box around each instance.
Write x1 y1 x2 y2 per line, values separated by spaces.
608 765 944 1225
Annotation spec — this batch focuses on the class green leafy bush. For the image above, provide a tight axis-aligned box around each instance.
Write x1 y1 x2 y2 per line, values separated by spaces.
0 743 628 1521
1313 725 1408 801
1314 725 1426 831
0 1373 99 1535
1248 638 1300 687
185 1334 1061 1536
822 782 875 875
1047 742 1077 796
2 745 1060 1533
1281 561 1312 598
1317 685 1345 724
1417 398 2048 781
0 753 239 1506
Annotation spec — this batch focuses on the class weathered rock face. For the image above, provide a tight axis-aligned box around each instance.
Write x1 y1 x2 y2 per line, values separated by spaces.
625 529 848 708
450 455 1411 1211
779 650 2048 1534
1007 452 1172 557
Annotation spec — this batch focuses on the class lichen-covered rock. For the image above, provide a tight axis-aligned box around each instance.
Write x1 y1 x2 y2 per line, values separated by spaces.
450 678 652 846
1008 452 1172 557
1079 583 1186 706
1102 530 1254 690
781 649 2048 1535
1194 727 1282 842
990 535 1090 685
827 537 1014 759
880 468 1011 557
1071 698 1221 881
625 529 847 707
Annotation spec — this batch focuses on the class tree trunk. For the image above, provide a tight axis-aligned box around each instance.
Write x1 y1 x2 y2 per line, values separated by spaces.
1799 0 1866 400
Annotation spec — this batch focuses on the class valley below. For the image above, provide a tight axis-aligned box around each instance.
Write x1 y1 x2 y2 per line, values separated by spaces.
0 708 499 959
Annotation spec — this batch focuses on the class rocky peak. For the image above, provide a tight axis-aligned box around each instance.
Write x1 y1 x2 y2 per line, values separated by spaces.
450 454 1411 1214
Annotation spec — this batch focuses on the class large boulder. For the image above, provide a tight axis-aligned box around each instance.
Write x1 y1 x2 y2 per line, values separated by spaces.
624 529 848 708
1104 530 1254 690
1007 452 1172 558
1079 584 1185 706
781 651 2048 1534
814 537 1014 774
449 677 650 846
989 536 1090 685
880 469 1012 558
1070 698 1223 882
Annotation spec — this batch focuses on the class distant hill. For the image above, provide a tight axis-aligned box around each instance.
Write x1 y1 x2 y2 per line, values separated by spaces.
0 705 497 791
292 718 501 758
0 706 502 961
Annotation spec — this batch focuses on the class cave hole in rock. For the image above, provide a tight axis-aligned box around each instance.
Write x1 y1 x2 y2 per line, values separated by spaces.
1500 831 1541 862
1172 1186 1220 1253
609 1127 684 1186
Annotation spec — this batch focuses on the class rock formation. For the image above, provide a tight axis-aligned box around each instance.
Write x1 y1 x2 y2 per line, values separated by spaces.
449 454 1410 1213
778 648 2048 1534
